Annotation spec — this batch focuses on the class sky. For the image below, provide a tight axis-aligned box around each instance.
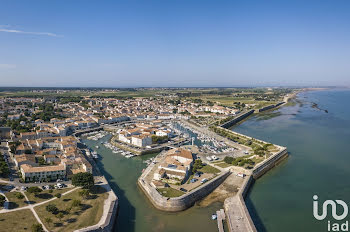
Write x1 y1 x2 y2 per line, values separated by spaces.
0 0 350 87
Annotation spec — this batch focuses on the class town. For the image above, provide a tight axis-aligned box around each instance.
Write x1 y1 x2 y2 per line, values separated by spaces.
0 87 294 232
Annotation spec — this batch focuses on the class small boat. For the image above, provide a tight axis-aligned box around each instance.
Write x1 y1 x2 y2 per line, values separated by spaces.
95 146 99 149
211 214 217 220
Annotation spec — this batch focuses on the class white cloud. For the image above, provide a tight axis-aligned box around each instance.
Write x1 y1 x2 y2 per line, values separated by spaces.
0 26 62 37
0 64 16 69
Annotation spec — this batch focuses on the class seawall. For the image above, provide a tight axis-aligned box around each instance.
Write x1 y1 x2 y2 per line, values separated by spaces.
220 110 255 128
252 147 288 179
138 170 231 212
258 102 284 113
224 148 288 232
75 187 118 232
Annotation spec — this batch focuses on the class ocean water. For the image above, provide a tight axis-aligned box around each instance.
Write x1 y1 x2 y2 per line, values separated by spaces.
232 89 350 232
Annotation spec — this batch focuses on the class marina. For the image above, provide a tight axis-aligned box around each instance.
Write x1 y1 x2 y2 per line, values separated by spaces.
81 134 221 232
170 122 236 154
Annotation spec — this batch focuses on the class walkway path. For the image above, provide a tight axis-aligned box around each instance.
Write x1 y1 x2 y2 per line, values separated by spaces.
224 196 251 232
22 191 49 232
0 187 79 214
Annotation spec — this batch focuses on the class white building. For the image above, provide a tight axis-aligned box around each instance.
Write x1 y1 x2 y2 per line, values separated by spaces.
131 135 152 147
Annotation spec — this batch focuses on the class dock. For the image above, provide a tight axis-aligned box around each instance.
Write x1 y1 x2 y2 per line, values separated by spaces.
217 208 226 232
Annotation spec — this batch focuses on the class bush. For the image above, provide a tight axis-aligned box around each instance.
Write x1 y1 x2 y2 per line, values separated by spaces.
27 186 42 194
72 172 94 189
0 195 5 207
71 199 81 208
46 203 59 214
31 223 43 232
192 159 203 173
15 192 24 199
55 193 61 198
224 156 234 164
78 189 90 199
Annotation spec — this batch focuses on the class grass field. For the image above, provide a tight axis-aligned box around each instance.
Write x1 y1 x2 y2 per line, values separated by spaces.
198 165 221 174
34 186 108 232
5 192 28 209
26 188 73 204
215 162 233 168
157 187 184 198
0 209 37 232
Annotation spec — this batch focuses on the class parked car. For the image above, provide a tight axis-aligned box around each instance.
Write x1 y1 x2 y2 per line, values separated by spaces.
190 178 198 183
20 186 27 191
200 178 208 184
180 188 188 192
194 172 201 178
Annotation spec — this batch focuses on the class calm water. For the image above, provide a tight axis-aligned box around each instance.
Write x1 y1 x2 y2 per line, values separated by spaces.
81 136 221 232
232 89 350 232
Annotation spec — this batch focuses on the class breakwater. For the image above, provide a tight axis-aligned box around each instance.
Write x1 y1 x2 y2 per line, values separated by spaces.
252 148 288 179
218 113 288 232
258 102 284 112
224 148 288 232
138 167 231 212
220 110 255 128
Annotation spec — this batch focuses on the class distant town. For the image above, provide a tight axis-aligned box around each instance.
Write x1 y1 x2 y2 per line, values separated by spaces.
0 87 296 232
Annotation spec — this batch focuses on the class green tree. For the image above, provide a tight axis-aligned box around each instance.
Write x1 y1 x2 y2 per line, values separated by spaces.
224 156 234 164
44 217 52 227
14 192 24 199
27 186 42 197
31 223 43 232
54 193 61 198
192 159 203 173
56 212 64 221
71 199 81 208
71 172 94 189
78 189 90 200
46 203 59 214
0 195 5 207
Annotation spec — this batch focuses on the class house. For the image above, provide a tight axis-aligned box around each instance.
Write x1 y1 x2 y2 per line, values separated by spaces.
0 127 12 140
14 154 36 168
131 134 152 147
155 129 172 137
20 132 37 140
154 148 193 183
21 163 66 182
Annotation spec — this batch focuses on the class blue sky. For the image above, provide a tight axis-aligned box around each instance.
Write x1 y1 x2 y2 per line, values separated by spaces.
1 0 350 87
